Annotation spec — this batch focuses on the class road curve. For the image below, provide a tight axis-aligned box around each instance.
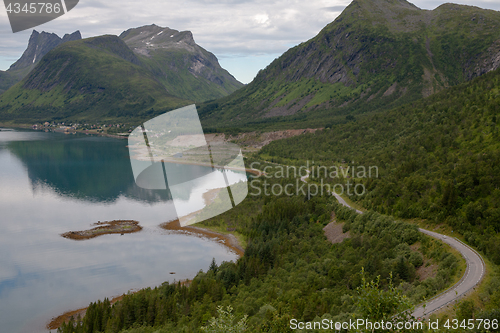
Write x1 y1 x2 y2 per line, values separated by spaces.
331 193 485 318
412 229 484 317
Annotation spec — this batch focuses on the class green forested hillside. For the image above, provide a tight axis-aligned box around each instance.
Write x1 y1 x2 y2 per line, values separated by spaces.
0 25 243 124
53 65 500 331
57 190 466 333
199 0 500 130
259 67 500 264
54 66 500 333
0 71 18 94
0 35 191 123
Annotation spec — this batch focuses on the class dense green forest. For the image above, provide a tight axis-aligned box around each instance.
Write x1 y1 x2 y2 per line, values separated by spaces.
54 32 500 333
57 169 479 333
55 66 500 333
259 68 500 265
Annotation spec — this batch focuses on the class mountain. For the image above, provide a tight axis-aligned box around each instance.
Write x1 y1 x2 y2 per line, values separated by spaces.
9 30 82 72
0 35 189 123
199 0 500 130
119 24 243 102
0 25 243 123
0 30 81 94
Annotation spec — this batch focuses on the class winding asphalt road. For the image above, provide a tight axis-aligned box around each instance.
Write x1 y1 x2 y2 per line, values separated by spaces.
330 193 485 318
412 230 484 317
295 167 483 317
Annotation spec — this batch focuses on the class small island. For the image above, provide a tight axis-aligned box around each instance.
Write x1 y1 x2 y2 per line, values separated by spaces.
160 219 244 257
61 220 142 240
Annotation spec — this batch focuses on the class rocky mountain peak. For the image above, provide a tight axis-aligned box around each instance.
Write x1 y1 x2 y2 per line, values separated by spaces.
62 31 82 43
119 24 242 100
120 25 197 57
8 30 82 72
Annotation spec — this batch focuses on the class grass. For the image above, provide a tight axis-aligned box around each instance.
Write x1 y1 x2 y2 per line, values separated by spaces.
445 244 467 289
432 254 496 330
410 218 464 240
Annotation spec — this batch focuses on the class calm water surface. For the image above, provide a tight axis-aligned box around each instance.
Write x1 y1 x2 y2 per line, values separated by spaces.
0 129 240 333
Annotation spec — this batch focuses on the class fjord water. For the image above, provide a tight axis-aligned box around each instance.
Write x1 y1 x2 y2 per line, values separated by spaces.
0 129 241 333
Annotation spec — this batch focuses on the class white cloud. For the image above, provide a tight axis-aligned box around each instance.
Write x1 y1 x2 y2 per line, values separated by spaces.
253 13 270 26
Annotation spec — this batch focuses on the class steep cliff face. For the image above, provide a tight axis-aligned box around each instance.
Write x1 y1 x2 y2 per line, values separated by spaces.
467 38 500 79
9 30 82 72
120 24 243 102
0 30 81 94
199 0 500 128
266 0 500 90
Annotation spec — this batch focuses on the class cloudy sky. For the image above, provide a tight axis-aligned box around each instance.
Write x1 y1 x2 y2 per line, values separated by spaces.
0 0 499 83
